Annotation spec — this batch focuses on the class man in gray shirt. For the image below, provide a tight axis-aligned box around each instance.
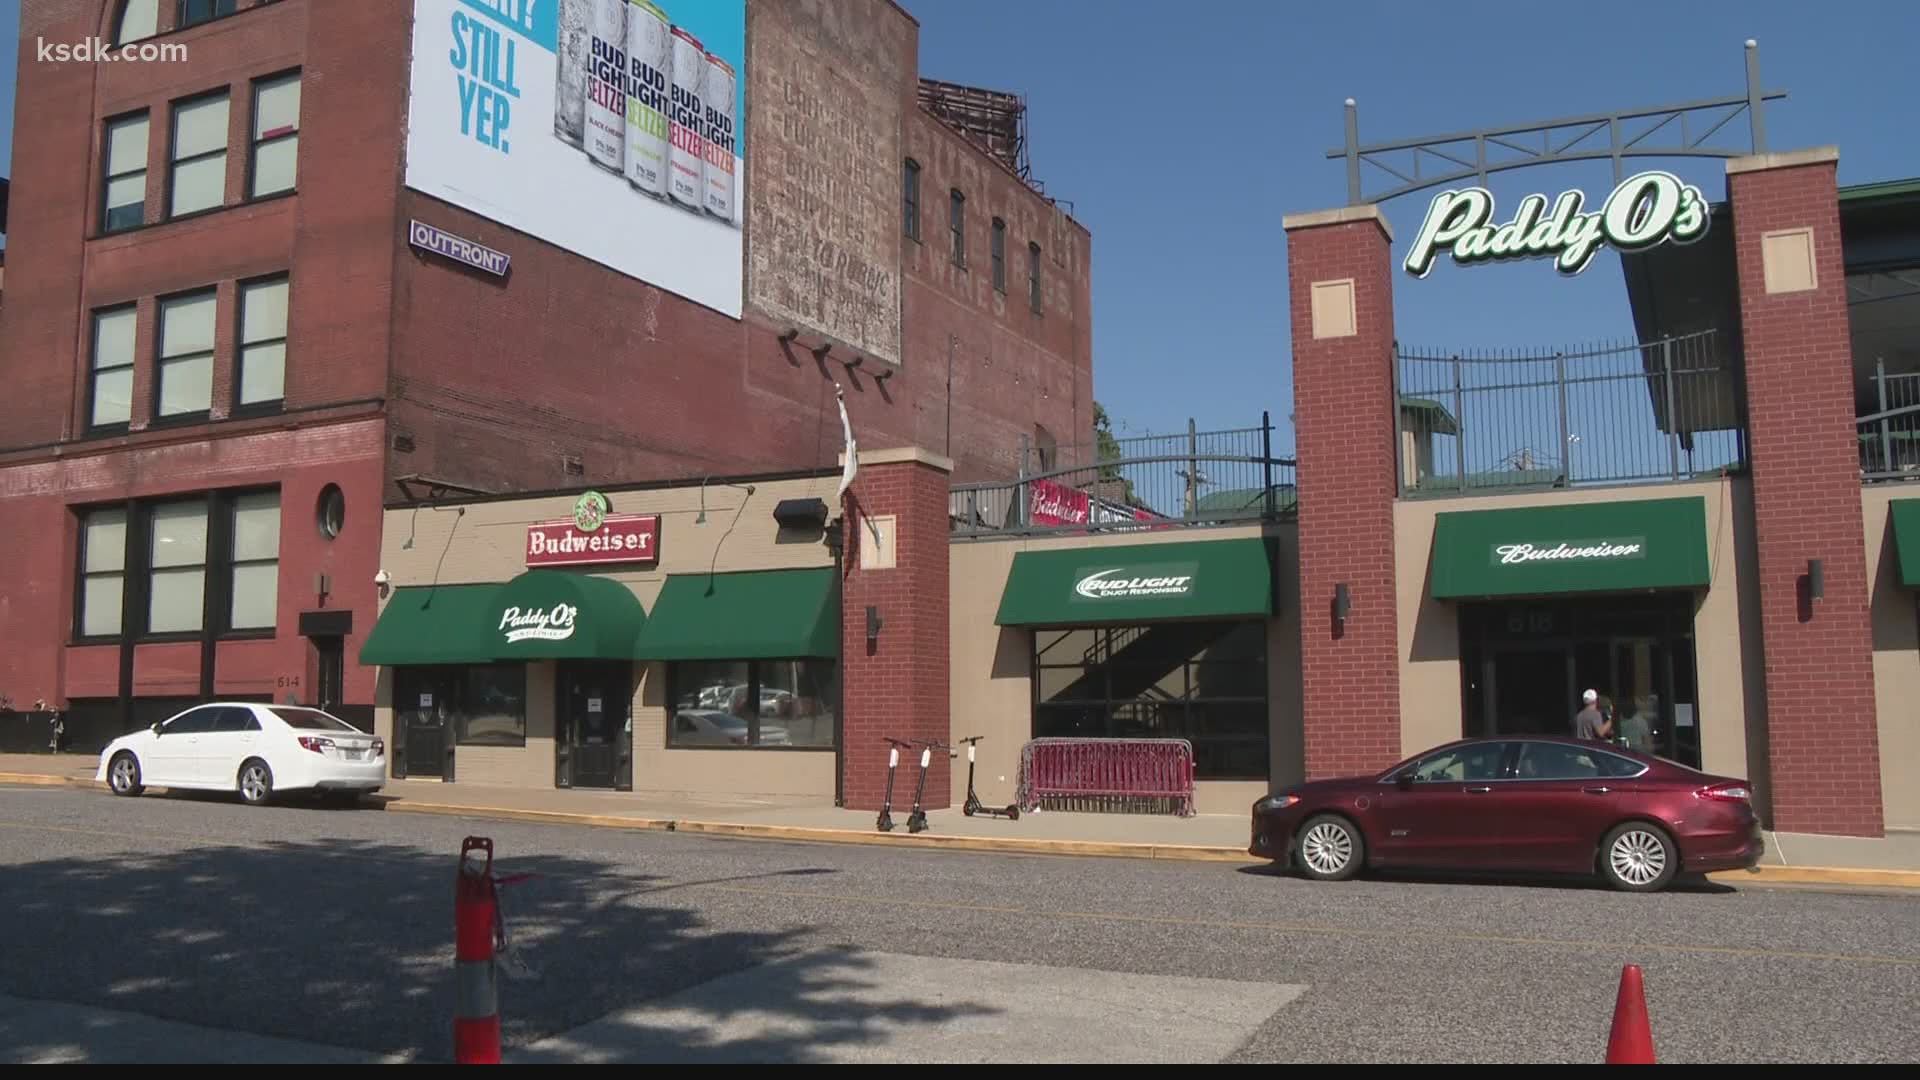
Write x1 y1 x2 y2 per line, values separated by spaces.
1575 689 1613 740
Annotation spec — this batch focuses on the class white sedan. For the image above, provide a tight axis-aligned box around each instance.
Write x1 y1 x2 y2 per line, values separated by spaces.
96 702 386 806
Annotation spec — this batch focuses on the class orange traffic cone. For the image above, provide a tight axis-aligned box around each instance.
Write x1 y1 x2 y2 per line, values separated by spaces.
1605 963 1656 1064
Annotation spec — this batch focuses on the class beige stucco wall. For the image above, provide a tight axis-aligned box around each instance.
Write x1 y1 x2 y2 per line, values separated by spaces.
1393 476 1767 791
947 522 1302 817
1862 487 1920 830
371 474 841 800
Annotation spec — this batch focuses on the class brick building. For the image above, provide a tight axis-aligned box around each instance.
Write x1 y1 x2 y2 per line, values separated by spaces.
0 0 1091 751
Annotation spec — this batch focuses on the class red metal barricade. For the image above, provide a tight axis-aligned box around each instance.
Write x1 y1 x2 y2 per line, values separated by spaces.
1015 738 1197 817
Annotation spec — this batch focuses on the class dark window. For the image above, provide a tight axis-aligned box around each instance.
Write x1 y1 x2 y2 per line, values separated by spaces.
161 706 222 734
168 90 229 218
1033 621 1267 780
88 305 138 430
101 112 149 233
902 158 920 240
949 189 966 267
269 707 359 731
393 664 528 747
249 72 300 198
155 288 216 420
668 659 837 749
236 275 288 409
176 0 238 30
76 508 129 638
1029 241 1043 312
213 706 263 733
114 0 159 44
991 218 1006 292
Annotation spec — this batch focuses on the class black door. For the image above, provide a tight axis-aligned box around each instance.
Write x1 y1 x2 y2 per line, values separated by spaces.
314 637 345 715
558 661 630 790
395 668 456 780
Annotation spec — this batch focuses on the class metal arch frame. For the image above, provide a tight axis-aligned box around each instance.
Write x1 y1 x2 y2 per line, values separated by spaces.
1329 41 1787 206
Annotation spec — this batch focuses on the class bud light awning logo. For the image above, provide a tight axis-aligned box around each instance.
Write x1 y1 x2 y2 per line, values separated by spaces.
409 219 512 277
499 603 579 643
1073 568 1196 600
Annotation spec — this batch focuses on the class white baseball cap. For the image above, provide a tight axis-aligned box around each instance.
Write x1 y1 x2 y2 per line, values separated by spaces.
1582 689 1599 703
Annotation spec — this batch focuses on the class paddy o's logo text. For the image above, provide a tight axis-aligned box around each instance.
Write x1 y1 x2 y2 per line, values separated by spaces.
500 603 578 643
1405 170 1710 279
1074 568 1195 600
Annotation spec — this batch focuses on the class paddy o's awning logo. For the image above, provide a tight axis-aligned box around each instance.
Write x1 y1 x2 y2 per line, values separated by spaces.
500 603 579 643
1405 170 1711 278
1074 568 1195 600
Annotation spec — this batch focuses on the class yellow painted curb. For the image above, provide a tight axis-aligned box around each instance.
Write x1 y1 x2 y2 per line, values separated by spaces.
381 799 678 833
1707 865 1920 889
0 772 95 788
669 819 1250 862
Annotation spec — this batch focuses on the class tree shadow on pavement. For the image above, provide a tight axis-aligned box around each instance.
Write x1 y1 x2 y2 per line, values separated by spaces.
0 839 1001 1063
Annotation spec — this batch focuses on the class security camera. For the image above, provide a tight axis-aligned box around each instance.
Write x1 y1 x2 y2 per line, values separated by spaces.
374 569 390 586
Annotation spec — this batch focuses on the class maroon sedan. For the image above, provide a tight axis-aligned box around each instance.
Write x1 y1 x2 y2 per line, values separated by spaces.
1248 736 1764 892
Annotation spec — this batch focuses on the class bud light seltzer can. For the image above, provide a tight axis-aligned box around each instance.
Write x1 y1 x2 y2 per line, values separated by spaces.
552 0 592 150
623 0 671 198
584 0 628 174
667 25 707 211
702 52 736 223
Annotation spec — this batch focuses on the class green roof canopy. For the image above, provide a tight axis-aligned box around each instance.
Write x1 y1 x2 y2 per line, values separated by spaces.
1429 496 1710 600
1889 500 1920 588
994 538 1274 627
358 584 502 666
488 569 649 660
634 567 840 661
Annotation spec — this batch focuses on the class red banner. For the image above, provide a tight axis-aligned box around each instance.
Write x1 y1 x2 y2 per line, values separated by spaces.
526 514 661 567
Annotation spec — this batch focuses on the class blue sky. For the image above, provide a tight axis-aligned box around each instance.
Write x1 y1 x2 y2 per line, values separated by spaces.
3 0 1915 451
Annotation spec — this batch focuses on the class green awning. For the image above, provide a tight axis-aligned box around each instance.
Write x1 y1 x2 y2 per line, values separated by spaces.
994 538 1274 627
1429 496 1710 600
1890 500 1920 588
358 584 502 666
488 569 649 659
633 567 840 660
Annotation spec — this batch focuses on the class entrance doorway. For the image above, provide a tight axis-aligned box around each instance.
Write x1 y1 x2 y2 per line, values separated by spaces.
557 660 631 790
313 637 345 715
393 667 457 780
1461 594 1702 767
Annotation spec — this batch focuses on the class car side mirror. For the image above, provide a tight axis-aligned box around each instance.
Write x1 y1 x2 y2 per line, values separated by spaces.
151 722 163 736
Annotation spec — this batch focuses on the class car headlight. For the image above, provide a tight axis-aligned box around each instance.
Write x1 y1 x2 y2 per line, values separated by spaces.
1255 793 1300 812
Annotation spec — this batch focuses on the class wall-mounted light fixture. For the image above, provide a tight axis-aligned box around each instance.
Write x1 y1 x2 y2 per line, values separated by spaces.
1333 583 1351 623
1808 558 1824 602
866 605 883 644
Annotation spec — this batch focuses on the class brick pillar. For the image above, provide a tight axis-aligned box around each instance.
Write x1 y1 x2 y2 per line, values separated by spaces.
1283 206 1402 780
1727 148 1884 837
837 447 953 812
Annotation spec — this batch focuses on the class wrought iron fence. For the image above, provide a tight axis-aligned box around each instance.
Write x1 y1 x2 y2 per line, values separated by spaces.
1859 361 1920 483
950 414 1296 537
1393 329 1746 495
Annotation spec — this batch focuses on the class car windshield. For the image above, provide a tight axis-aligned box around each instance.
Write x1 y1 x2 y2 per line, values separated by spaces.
269 708 360 732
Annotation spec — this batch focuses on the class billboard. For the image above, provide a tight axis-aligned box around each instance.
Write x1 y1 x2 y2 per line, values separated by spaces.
404 0 745 318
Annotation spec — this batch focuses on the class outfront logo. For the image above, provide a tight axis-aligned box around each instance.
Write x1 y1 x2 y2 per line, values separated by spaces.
499 603 579 643
1073 568 1195 600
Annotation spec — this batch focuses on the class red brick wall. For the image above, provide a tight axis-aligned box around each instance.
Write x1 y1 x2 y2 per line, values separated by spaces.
1286 213 1403 780
0 417 387 712
1728 156 1884 837
838 456 952 811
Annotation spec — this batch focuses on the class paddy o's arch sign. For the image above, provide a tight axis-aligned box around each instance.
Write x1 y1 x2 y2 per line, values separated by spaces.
1404 170 1711 279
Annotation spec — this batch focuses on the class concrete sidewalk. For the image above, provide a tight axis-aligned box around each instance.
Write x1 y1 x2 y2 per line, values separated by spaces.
5 753 1918 887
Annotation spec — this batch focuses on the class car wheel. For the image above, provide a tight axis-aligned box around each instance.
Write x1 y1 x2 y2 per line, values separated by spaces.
107 752 144 797
1601 822 1678 893
1295 814 1364 881
238 759 275 806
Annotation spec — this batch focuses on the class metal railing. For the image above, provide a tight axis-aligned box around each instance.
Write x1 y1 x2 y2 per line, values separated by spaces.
949 414 1297 537
1393 330 1747 495
1859 361 1920 483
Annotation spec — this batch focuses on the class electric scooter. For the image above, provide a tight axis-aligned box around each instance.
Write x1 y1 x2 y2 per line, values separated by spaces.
906 739 946 834
958 735 1020 820
876 737 913 832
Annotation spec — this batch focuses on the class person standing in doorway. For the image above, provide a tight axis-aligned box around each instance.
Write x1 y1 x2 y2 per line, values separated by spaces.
1574 689 1613 741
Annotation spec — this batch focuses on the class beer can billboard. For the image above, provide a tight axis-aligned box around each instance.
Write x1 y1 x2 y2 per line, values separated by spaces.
402 0 746 318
